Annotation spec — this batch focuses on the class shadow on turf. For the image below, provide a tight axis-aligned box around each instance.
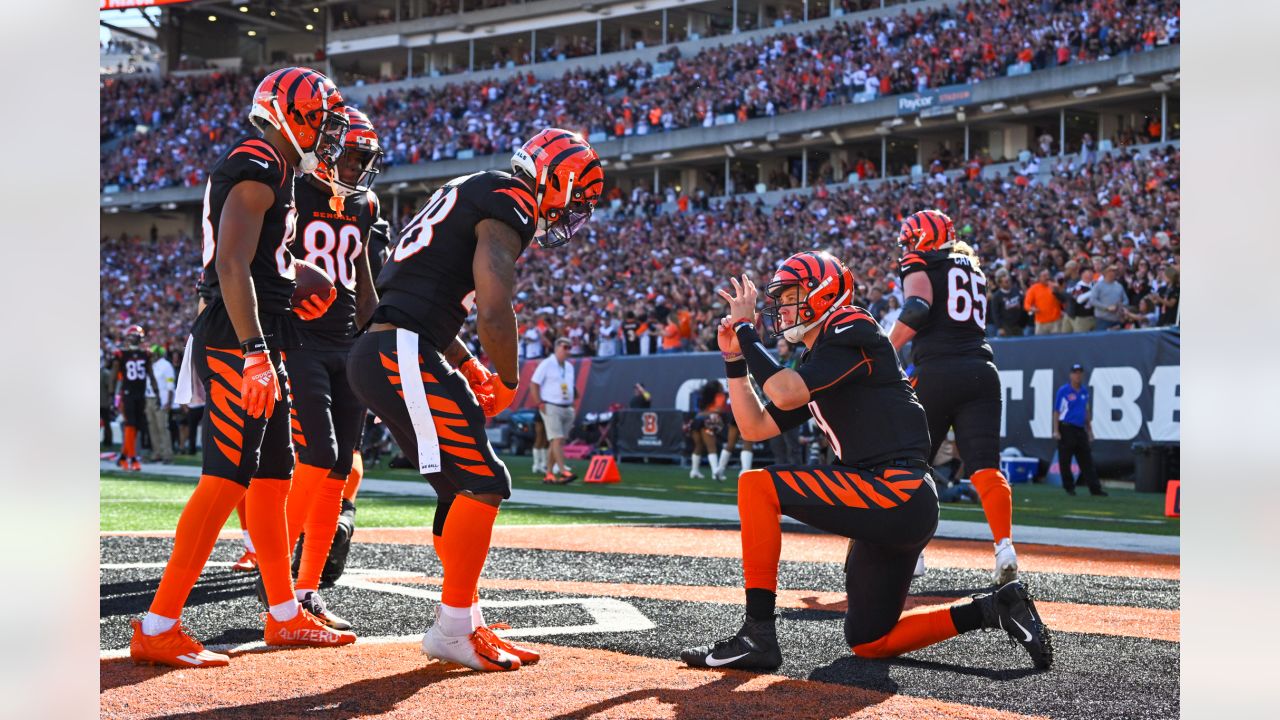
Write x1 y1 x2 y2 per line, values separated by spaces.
809 654 1045 687
546 670 900 720
100 571 261 618
141 667 446 720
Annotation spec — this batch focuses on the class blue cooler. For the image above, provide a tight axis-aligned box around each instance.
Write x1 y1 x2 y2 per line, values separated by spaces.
1000 457 1038 484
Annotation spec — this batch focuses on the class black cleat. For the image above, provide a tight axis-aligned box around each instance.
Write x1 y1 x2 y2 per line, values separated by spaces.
320 498 356 588
681 616 783 671
299 590 352 630
976 581 1054 669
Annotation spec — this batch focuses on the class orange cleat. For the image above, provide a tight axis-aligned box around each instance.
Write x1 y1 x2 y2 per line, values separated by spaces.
263 608 357 647
117 455 129 470
479 623 540 665
129 458 142 472
129 618 229 668
231 551 258 572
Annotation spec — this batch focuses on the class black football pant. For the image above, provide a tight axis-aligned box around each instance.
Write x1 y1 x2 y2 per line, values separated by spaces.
1057 424 1102 493
285 346 364 477
193 339 293 487
348 328 511 508
912 360 1001 472
757 463 939 648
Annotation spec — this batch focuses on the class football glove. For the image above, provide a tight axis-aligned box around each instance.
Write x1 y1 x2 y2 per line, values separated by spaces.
293 287 337 321
241 352 281 419
458 358 496 415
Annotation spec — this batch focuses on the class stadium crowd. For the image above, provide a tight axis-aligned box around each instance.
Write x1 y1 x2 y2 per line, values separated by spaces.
100 0 1180 192
100 143 1179 366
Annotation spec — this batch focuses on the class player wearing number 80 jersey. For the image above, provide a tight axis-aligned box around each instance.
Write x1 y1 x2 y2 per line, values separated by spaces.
888 209 1019 585
278 106 384 628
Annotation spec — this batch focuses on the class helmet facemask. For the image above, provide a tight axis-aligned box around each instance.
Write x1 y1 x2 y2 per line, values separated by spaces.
764 277 849 344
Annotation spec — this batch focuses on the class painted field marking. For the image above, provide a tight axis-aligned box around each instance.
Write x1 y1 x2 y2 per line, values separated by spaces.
1060 514 1167 525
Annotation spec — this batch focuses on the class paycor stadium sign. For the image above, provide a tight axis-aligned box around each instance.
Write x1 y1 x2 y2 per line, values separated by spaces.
897 85 975 117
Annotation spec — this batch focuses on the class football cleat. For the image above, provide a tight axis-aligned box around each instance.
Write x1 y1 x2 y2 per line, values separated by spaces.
422 623 521 671
681 615 783 671
299 590 352 631
994 538 1019 585
129 618 229 668
975 581 1054 669
557 470 577 484
129 458 142 472
320 498 356 587
231 551 258 573
117 455 129 470
913 552 927 578
478 623 540 665
263 608 356 647
689 468 704 479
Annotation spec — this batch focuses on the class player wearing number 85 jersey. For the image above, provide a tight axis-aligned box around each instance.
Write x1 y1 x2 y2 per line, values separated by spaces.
276 106 384 629
349 128 603 671
888 209 1019 585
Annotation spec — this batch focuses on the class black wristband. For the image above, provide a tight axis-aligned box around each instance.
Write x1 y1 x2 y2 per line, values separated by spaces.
735 322 784 385
725 358 748 379
240 336 268 355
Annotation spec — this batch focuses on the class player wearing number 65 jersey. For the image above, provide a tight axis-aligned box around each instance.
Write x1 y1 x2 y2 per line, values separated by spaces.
679 252 1052 672
887 209 1019 584
273 106 384 630
349 128 603 671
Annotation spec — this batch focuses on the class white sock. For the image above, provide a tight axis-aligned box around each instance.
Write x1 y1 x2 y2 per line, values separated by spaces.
717 449 731 474
141 612 177 637
269 598 300 622
295 587 317 601
241 530 255 553
470 599 486 628
708 452 723 477
533 448 545 470
740 450 754 472
438 602 474 636
691 454 702 474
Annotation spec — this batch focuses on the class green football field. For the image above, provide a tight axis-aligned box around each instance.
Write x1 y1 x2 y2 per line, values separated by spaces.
103 452 1177 536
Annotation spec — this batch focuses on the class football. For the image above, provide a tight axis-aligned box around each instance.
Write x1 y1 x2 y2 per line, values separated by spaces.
292 258 335 314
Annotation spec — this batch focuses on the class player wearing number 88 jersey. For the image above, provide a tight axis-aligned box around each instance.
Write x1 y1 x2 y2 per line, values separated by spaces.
889 209 1019 585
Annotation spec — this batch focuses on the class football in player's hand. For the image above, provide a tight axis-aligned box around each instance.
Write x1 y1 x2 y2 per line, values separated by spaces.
292 259 335 316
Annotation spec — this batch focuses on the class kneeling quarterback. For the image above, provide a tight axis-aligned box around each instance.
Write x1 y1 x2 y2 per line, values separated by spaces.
680 252 1053 671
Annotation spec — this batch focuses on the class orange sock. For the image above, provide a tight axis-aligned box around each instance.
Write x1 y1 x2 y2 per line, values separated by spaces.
437 494 499 608
343 452 363 502
123 426 137 458
296 477 347 591
246 477 295 607
737 469 782 592
149 475 245 617
851 604 960 658
970 468 1013 544
285 461 329 550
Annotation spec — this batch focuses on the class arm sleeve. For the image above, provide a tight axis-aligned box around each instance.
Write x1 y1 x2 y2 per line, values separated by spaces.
765 401 812 433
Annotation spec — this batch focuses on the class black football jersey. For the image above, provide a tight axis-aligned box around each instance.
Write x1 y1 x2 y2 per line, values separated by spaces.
899 249 994 365
196 136 298 349
290 179 381 348
117 348 150 395
766 307 931 468
374 171 537 350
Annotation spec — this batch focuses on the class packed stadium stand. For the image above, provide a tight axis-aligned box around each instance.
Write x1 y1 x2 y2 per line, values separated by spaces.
100 0 1180 357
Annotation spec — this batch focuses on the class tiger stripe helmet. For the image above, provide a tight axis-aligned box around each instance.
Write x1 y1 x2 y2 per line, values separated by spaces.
124 324 145 348
764 251 855 343
898 209 956 252
248 67 347 175
511 128 604 248
311 106 383 198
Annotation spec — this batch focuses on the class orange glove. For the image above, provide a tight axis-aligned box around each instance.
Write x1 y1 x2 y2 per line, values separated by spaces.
293 287 337 321
479 375 518 418
458 358 495 415
241 351 281 419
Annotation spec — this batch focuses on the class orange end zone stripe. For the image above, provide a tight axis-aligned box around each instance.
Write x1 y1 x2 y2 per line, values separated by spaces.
347 526 1179 580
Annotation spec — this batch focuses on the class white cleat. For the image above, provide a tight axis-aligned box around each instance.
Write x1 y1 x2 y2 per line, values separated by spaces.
913 552 927 578
994 538 1019 585
689 470 704 479
422 623 521 672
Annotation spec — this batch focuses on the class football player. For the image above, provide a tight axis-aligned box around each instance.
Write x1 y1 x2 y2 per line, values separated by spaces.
348 128 603 671
270 106 384 630
130 67 352 668
888 210 1018 584
680 252 1052 671
110 325 160 471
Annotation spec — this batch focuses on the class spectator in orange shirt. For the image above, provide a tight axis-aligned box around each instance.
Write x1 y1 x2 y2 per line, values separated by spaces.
661 317 682 353
1023 270 1067 335
677 309 693 350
